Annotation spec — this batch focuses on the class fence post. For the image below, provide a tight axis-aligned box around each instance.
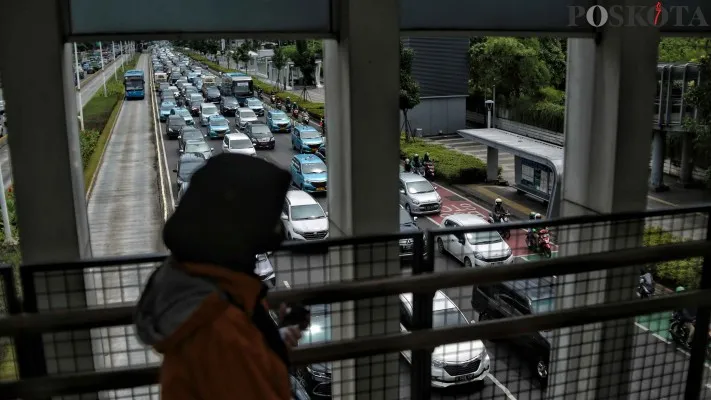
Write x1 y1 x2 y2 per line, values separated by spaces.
410 233 434 400
684 212 711 400
13 268 49 391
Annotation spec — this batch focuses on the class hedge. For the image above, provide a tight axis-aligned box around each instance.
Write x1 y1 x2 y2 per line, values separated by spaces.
399 136 493 184
181 50 326 119
644 227 702 289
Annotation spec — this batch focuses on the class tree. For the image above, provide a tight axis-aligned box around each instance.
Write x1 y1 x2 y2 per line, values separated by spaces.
659 38 710 62
400 41 421 141
271 45 288 91
684 54 711 187
203 40 220 59
233 42 251 72
291 40 316 86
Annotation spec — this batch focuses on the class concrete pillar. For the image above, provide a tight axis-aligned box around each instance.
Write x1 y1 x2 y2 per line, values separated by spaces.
324 0 400 397
0 1 94 384
486 146 499 182
680 132 694 187
287 62 295 89
315 60 323 88
649 130 668 191
548 6 660 399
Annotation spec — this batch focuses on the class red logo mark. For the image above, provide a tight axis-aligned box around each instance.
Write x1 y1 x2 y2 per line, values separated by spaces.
654 1 663 25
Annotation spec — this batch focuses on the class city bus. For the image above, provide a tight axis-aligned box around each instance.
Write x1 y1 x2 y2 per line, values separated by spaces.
124 70 145 100
220 72 254 106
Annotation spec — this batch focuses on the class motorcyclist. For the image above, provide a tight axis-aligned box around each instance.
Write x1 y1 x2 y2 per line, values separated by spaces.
492 198 507 222
674 286 696 346
411 154 422 173
528 213 543 244
423 152 431 163
639 267 654 297
404 158 412 173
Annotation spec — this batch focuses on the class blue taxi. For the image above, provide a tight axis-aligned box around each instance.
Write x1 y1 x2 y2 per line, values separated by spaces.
290 154 327 193
207 115 231 139
159 100 177 122
266 110 292 133
291 125 324 153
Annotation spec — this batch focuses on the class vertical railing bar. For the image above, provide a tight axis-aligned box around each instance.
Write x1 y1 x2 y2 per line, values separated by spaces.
410 233 434 400
684 211 711 400
0 265 21 315
13 268 49 390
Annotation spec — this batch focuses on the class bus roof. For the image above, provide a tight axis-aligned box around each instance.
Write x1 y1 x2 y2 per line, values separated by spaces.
225 72 248 77
124 70 144 77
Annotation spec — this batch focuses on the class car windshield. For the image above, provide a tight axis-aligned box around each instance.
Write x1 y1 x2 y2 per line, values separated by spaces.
247 99 261 106
185 142 210 153
224 98 237 105
250 125 271 136
202 106 217 115
240 110 257 119
229 139 253 149
272 114 288 121
210 119 228 127
300 131 321 139
406 181 434 194
432 309 469 328
178 160 205 180
302 162 327 174
290 204 326 221
207 88 219 94
190 95 203 102
530 298 555 314
176 109 190 117
465 230 503 245
169 118 185 126
160 105 173 111
399 209 415 225
181 131 202 140
301 310 331 344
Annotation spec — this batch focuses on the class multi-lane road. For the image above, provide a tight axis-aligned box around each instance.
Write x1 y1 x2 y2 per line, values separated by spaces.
0 54 129 189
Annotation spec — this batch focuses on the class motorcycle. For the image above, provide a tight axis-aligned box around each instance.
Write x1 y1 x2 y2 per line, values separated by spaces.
423 161 435 180
275 101 283 111
668 313 709 359
638 272 655 298
285 103 293 113
487 212 511 240
526 228 552 257
320 118 326 134
270 94 276 104
292 106 301 120
301 111 310 125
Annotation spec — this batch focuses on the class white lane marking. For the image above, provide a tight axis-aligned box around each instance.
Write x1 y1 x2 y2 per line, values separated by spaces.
283 280 291 289
634 322 671 344
487 373 517 400
149 67 173 220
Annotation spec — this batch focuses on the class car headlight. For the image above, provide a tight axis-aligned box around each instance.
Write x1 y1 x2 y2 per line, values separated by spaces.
436 193 441 202
411 198 420 205
474 252 485 260
431 359 446 368
503 248 512 257
269 137 274 141
292 228 303 235
251 138 257 143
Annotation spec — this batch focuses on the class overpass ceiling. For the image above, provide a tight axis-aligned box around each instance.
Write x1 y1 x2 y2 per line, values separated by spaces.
67 0 711 40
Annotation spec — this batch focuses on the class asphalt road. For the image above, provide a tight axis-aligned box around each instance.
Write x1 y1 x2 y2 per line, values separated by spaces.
0 54 129 189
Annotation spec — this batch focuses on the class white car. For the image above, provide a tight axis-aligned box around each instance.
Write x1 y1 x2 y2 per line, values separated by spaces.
438 214 514 268
221 133 256 156
281 190 329 241
199 103 219 126
168 85 180 98
236 107 259 130
399 173 442 215
400 291 490 388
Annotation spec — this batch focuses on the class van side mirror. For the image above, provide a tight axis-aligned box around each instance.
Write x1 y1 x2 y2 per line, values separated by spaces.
280 213 288 220
458 237 465 245
399 189 405 194
413 216 418 221
325 211 329 217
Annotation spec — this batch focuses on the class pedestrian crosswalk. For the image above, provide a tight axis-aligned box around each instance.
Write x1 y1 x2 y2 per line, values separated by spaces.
423 134 516 183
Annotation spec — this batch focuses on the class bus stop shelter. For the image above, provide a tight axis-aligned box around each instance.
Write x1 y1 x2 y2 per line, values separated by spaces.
457 128 564 218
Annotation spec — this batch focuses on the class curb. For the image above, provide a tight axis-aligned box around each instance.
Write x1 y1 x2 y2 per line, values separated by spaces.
86 98 125 201
450 183 530 221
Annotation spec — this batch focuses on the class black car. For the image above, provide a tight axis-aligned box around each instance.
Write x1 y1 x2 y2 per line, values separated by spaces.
173 153 207 190
398 205 426 264
244 123 275 150
296 304 331 398
471 275 554 387
316 142 325 162
169 72 182 84
220 96 239 116
177 126 204 152
205 87 221 103
166 115 186 139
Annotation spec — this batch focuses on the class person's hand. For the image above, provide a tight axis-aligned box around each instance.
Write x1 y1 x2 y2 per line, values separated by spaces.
279 325 303 350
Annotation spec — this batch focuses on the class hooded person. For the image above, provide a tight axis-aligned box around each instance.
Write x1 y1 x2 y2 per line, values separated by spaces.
134 153 300 400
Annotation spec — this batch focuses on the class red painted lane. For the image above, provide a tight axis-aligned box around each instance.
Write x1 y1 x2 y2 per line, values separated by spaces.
426 185 557 257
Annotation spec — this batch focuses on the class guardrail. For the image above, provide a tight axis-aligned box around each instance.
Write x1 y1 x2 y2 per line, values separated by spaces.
1 205 710 399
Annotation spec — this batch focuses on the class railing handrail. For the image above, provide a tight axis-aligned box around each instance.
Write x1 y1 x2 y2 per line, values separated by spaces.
6 204 710 275
2 240 708 336
1 290 709 400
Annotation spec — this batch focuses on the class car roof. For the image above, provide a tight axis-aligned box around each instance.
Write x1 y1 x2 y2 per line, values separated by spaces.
179 152 206 162
503 278 556 301
237 107 253 113
225 132 249 140
185 139 205 144
270 110 287 116
167 115 183 121
208 115 226 121
200 102 216 108
400 290 454 312
294 154 324 165
223 96 237 100
295 124 318 132
285 190 319 206
445 213 488 226
399 172 429 183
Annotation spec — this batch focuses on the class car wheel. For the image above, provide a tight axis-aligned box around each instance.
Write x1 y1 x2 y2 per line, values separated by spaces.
536 359 549 380
405 204 412 214
437 237 445 254
464 257 473 268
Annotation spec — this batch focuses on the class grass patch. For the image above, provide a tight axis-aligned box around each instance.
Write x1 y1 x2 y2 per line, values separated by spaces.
0 341 17 381
181 50 326 119
400 136 493 184
82 100 122 190
643 227 702 290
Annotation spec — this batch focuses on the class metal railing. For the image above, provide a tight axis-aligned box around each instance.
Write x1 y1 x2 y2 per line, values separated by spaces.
0 205 710 399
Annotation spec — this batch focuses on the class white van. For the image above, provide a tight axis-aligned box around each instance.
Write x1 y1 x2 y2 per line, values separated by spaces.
281 190 329 241
154 72 168 89
201 74 216 86
199 103 219 126
221 133 256 157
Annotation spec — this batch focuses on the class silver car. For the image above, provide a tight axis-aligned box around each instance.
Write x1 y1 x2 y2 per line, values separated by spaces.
254 253 276 286
235 107 259 130
398 172 442 215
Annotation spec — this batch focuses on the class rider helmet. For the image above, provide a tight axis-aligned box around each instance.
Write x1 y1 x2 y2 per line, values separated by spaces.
414 153 419 158
495 198 502 205
534 213 542 219
529 211 537 219
676 286 686 293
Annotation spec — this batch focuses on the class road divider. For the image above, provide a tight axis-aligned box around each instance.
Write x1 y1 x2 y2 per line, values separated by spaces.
149 63 174 220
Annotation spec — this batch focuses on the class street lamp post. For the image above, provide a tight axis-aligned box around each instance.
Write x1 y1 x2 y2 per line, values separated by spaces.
73 43 85 131
112 42 117 80
99 41 107 96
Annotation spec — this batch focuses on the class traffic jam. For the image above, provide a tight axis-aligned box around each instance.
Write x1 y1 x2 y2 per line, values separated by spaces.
150 45 559 399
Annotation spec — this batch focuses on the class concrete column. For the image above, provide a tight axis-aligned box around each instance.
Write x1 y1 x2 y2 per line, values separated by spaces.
680 132 694 187
649 130 668 191
324 0 400 397
486 146 499 182
315 60 323 88
287 62 295 89
0 0 94 383
548 7 660 399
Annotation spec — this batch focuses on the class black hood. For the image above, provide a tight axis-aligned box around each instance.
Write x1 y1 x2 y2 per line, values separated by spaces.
163 153 290 270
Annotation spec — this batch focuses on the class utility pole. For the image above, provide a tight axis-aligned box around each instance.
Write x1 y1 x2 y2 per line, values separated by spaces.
73 43 85 131
112 42 117 80
0 165 15 245
121 42 125 71
99 42 107 96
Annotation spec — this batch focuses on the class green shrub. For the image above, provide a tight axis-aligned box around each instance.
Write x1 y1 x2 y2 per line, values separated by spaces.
400 136 491 184
79 129 101 169
643 227 702 289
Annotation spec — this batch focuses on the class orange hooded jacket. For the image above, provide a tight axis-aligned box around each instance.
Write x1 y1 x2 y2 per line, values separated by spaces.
135 260 291 400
